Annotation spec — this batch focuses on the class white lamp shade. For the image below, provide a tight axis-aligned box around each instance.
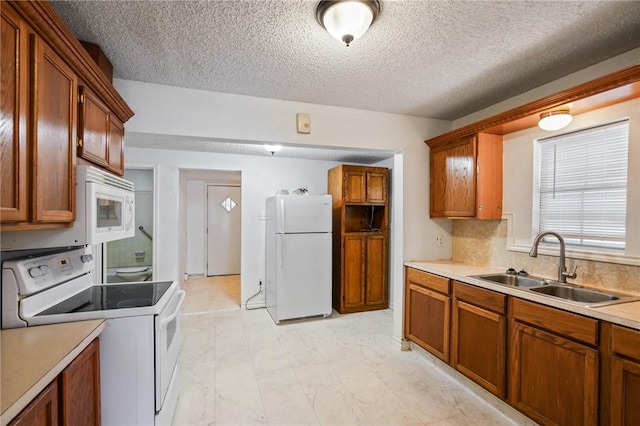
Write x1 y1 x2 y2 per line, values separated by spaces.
538 110 573 131
321 1 375 44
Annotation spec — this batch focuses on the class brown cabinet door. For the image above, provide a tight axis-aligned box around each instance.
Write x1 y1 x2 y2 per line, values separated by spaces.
451 299 506 397
365 234 387 306
107 115 124 175
77 85 109 167
8 380 59 426
31 34 76 223
510 321 598 426
1 5 29 223
405 283 450 362
59 339 101 426
611 356 640 426
344 171 366 202
430 135 476 218
366 172 387 203
342 235 365 309
475 133 503 219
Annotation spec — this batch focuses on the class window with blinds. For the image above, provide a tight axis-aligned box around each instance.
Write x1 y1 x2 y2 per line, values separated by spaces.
536 119 629 250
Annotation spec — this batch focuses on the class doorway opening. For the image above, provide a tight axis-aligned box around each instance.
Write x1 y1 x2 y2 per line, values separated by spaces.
180 169 241 313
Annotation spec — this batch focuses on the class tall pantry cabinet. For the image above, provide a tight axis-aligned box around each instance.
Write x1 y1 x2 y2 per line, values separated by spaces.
328 165 389 314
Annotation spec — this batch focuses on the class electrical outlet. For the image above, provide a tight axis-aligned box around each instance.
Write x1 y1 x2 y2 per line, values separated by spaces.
436 236 444 247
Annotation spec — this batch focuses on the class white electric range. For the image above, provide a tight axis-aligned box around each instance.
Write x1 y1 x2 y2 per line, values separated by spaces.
1 246 185 426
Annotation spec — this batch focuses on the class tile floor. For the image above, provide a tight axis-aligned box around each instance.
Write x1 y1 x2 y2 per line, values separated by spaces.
174 283 534 426
182 275 241 313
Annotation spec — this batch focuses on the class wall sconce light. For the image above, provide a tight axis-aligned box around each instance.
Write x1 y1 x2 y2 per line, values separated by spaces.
538 108 573 131
316 0 380 46
264 144 283 155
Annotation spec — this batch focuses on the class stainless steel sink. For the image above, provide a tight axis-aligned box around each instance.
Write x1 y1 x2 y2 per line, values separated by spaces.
471 273 546 288
471 273 640 307
530 285 620 304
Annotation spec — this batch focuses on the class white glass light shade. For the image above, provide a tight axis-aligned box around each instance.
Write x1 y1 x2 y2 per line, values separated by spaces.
538 110 573 131
317 1 379 46
264 144 283 154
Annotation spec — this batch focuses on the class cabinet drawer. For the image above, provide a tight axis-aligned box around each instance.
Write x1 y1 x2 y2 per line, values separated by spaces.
612 324 640 360
512 298 598 346
406 268 450 295
454 281 506 314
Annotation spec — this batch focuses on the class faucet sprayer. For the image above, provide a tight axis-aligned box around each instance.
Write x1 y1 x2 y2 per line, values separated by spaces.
529 231 577 283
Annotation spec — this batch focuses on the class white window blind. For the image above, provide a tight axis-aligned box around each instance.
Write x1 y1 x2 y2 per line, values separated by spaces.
537 120 629 250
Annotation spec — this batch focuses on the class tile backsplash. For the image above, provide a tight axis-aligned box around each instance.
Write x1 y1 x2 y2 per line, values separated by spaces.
451 219 640 295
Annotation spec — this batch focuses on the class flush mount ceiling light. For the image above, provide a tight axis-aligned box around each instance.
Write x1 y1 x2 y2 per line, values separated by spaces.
538 108 573 131
316 0 380 46
264 144 283 155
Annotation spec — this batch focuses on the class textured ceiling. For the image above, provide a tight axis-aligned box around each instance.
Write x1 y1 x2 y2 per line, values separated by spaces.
50 0 640 121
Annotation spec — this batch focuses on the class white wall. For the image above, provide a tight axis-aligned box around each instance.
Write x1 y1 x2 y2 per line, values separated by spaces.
115 79 453 266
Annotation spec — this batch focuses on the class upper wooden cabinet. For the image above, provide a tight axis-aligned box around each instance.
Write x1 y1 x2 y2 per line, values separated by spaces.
107 115 125 175
429 132 502 219
333 165 388 204
77 85 125 175
1 1 134 229
31 34 77 224
78 85 109 168
1 4 29 223
1 5 76 227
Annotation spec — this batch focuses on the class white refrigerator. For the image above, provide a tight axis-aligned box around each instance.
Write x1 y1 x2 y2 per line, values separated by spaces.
265 194 332 323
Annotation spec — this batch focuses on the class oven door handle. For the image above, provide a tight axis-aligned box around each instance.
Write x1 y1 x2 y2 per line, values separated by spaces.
160 289 186 327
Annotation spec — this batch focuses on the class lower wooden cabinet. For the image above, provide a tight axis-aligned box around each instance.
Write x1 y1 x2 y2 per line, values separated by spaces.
337 234 387 313
451 282 506 397
404 267 640 426
9 381 59 426
9 339 100 426
60 338 101 426
610 325 640 426
510 299 599 426
404 268 450 362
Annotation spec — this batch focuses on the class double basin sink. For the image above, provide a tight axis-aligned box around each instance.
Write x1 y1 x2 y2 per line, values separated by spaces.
470 273 640 308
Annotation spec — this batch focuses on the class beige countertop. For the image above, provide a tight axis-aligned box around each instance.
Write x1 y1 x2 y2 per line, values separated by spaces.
1 319 106 426
405 260 640 331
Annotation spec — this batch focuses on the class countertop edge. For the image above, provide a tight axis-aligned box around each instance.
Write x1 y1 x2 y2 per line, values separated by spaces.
0 320 106 426
405 260 640 331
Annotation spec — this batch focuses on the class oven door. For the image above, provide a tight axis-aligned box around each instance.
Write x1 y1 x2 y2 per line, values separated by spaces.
154 288 186 411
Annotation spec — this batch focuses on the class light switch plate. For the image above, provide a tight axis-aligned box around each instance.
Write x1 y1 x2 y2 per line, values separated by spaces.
296 113 311 134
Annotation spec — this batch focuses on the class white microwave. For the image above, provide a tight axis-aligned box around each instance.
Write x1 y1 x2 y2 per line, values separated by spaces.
1 166 135 251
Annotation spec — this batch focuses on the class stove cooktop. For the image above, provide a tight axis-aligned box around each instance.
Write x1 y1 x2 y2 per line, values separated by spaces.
38 281 173 316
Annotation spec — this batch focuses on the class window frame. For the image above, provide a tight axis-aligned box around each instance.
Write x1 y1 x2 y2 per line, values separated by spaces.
532 119 629 252
502 97 640 267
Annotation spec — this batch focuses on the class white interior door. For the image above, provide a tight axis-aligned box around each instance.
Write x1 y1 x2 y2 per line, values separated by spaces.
206 185 241 276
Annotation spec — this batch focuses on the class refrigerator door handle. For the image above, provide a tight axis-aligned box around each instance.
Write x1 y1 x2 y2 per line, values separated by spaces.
279 198 285 232
279 236 284 269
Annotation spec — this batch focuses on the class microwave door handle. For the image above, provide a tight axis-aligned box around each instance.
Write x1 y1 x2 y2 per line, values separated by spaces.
126 198 134 229
160 290 186 327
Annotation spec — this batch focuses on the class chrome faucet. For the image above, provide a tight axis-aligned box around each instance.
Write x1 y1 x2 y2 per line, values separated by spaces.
529 231 577 283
